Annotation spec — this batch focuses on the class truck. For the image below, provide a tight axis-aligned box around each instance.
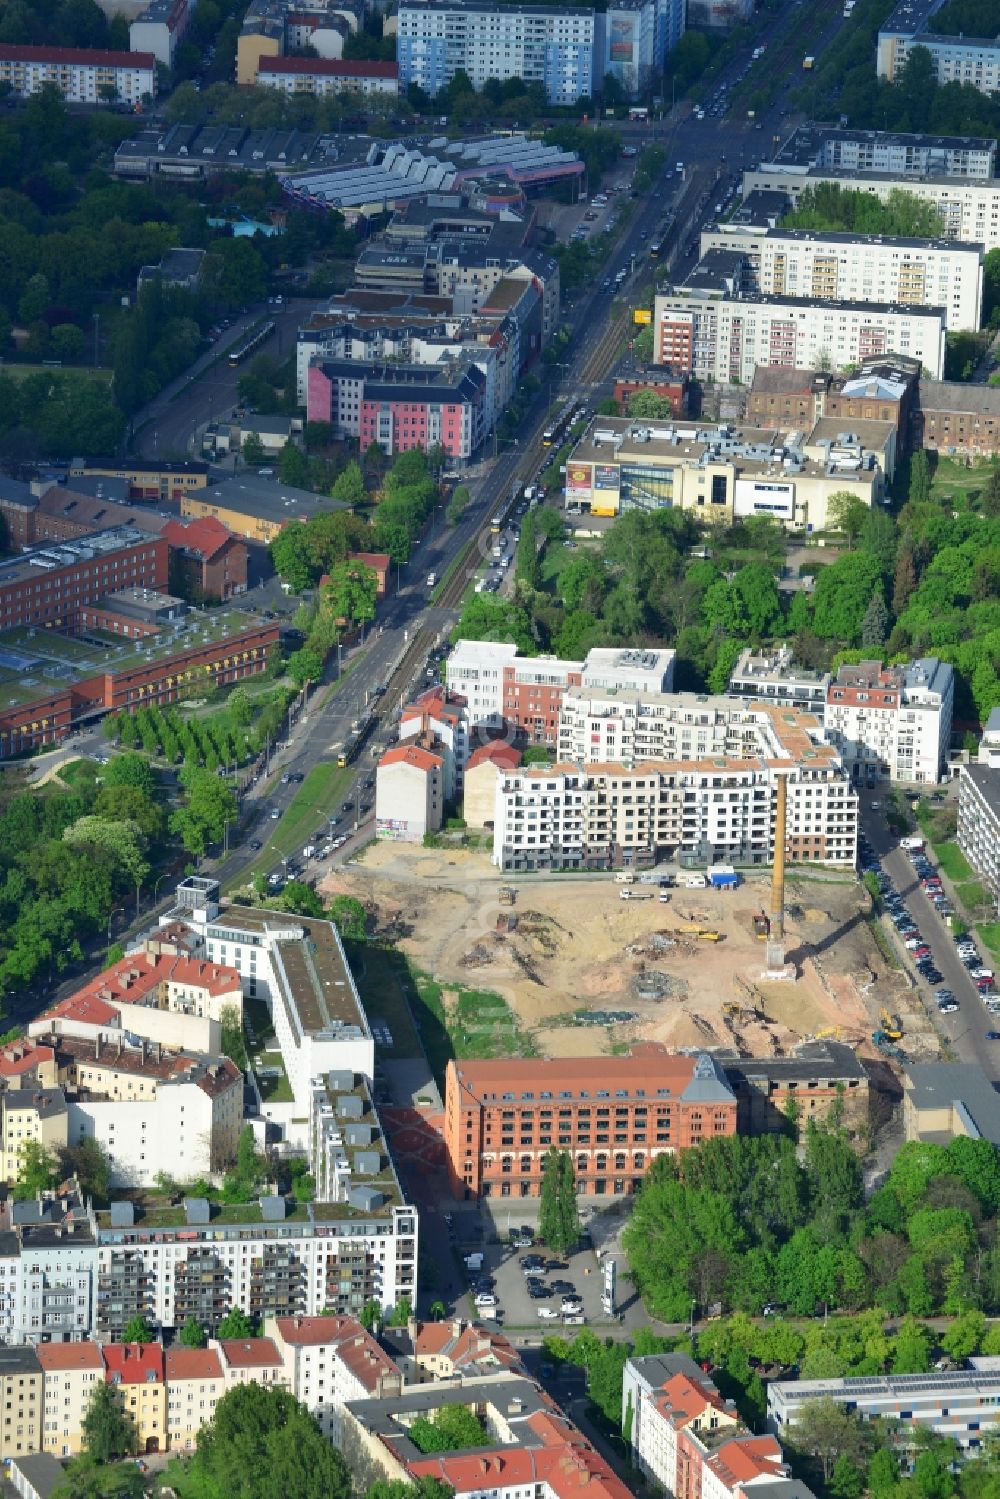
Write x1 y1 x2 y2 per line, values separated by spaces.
899 836 926 852
802 54 815 68
524 485 537 503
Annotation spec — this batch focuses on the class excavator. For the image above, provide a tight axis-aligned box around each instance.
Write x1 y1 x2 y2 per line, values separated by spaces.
752 911 770 941
879 1007 903 1042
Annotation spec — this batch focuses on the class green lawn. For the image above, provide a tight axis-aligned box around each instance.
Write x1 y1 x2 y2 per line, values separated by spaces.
936 842 974 883
410 967 536 1091
977 922 1000 964
0 362 113 383
347 942 424 1059
957 880 993 916
227 761 351 888
930 455 993 500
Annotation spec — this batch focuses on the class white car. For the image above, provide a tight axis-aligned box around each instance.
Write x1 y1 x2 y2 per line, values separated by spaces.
560 1298 584 1315
537 1307 560 1320
475 1292 497 1309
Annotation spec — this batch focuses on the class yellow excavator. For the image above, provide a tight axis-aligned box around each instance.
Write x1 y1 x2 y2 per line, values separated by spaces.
879 1007 903 1042
752 911 770 941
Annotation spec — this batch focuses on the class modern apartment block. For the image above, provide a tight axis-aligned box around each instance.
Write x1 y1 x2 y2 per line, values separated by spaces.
493 702 858 871
306 358 489 459
824 657 954 784
726 645 831 715
743 161 1000 253
654 283 947 383
762 125 997 181
769 1366 1000 1452
958 764 1000 909
0 43 156 103
166 878 374 1120
624 1353 814 1499
396 0 596 106
878 0 1000 97
257 57 399 95
445 641 676 740
598 0 686 94
696 225 983 332
562 413 891 528
443 1048 737 1199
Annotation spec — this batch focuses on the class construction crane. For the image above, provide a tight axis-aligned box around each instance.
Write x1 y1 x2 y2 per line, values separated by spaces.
765 773 789 972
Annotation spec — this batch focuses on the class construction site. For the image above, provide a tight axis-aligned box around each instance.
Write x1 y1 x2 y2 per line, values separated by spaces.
323 832 944 1070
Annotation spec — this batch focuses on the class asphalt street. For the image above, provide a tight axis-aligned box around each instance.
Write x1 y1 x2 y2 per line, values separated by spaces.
862 798 1000 1082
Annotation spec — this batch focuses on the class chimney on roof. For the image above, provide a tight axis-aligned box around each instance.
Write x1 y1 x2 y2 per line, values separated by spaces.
451 1318 463 1338
95 1037 100 1061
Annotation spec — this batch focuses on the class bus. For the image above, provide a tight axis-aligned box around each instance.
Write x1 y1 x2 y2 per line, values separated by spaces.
339 711 377 767
628 106 649 121
649 228 671 259
228 320 276 368
542 399 575 447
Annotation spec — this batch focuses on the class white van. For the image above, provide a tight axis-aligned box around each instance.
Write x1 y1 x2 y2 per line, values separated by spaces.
426 571 437 588
680 872 708 889
615 871 635 885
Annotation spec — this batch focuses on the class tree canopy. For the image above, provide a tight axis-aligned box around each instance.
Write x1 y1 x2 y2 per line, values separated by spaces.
187 1383 351 1499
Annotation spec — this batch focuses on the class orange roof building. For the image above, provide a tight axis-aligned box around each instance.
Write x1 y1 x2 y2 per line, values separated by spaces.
444 1047 737 1199
376 742 444 842
266 1314 401 1440
164 1348 226 1452
36 1343 105 1459
104 1344 166 1456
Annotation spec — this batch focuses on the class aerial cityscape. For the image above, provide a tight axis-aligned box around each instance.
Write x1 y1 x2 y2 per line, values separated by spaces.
0 0 999 1494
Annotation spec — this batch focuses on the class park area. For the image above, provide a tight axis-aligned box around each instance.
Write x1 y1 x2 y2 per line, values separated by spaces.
321 844 943 1072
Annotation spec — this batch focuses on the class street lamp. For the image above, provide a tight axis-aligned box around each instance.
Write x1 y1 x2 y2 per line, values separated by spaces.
106 906 126 948
689 1298 696 1336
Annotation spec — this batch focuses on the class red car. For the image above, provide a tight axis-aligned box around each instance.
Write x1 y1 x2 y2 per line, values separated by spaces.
912 945 931 959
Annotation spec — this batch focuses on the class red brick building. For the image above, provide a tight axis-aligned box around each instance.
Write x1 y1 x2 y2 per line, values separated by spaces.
444 1045 738 1199
162 517 248 602
0 529 168 634
614 373 689 414
0 619 279 759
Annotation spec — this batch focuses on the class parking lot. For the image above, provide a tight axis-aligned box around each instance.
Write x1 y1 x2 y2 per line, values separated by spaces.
458 1230 616 1332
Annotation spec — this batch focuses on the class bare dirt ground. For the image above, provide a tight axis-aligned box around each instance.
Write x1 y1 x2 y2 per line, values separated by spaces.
320 844 941 1064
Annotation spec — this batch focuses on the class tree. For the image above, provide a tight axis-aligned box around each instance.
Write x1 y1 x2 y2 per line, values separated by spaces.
826 491 870 548
242 432 266 466
102 751 156 799
51 323 86 362
280 880 325 918
539 1148 581 1256
862 590 889 648
627 389 673 418
790 1398 871 1484
867 1448 900 1499
14 1139 59 1199
216 1306 256 1340
322 560 378 626
122 1315 153 1345
288 647 324 688
60 1138 111 1204
910 449 932 504
331 460 367 507
52 1455 145 1499
63 815 150 904
278 442 310 489
328 893 367 939
409 1405 489 1454
893 543 917 614
447 485 470 525
180 1316 207 1348
82 1380 136 1461
220 1003 247 1070
169 769 237 856
366 1481 455 1499
189 1383 351 1499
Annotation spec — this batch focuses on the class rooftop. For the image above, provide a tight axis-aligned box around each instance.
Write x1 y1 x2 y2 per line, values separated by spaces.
35 1342 105 1373
215 1337 283 1369
963 763 1000 820
0 41 153 65
104 1342 165 1386
164 1347 224 1382
721 1040 870 1084
258 56 398 77
197 477 347 529
0 527 158 587
450 1046 736 1106
905 1061 1000 1146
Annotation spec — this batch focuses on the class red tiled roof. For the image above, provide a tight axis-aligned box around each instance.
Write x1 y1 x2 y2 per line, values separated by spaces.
165 1348 224 1382
162 516 239 562
348 551 391 571
104 1343 165 1385
0 43 155 67
273 1315 400 1390
52 950 242 1017
410 1437 633 1499
655 1371 732 1427
257 56 398 78
412 1320 522 1373
39 994 120 1028
706 1435 785 1491
380 744 443 773
217 1337 282 1369
36 1343 104 1373
0 1040 55 1076
466 741 521 771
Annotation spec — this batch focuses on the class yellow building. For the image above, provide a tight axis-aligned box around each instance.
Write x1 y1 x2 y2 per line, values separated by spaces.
37 1343 105 1459
237 26 282 86
164 1347 226 1452
180 476 338 545
104 1344 167 1455
67 460 209 500
0 1347 43 1460
0 1090 68 1186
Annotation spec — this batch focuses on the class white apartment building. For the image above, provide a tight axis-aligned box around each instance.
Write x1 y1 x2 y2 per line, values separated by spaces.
958 764 1000 910
0 1187 100 1348
878 0 1000 99
0 43 156 103
697 226 983 332
167 878 375 1124
726 645 831 714
129 0 193 67
163 1348 226 1452
36 1344 105 1459
769 1364 1000 1452
770 125 996 180
375 743 444 842
444 641 675 735
396 0 596 106
824 657 954 784
266 1314 401 1443
257 57 399 95
492 719 858 872
744 163 1000 253
654 288 948 383
977 706 1000 768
